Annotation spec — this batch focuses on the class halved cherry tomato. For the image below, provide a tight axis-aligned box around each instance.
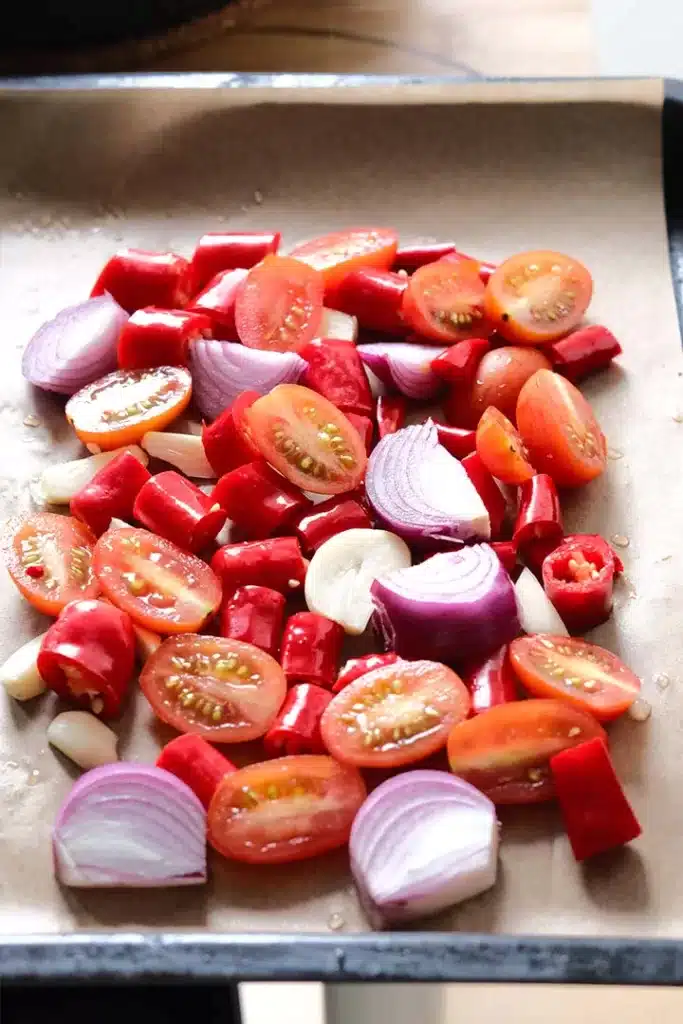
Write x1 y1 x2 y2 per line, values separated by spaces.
289 227 398 290
467 346 552 425
516 369 607 488
6 513 99 616
65 366 192 451
244 384 368 495
140 635 286 743
401 259 488 344
484 250 593 344
234 255 324 353
320 660 470 768
475 407 536 485
92 527 221 634
207 755 366 864
447 698 606 804
509 635 641 722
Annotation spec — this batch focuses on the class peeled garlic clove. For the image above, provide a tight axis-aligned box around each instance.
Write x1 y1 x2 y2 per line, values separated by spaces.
40 446 148 504
305 528 411 634
0 632 49 700
318 307 358 343
141 432 215 479
107 517 132 530
47 711 118 770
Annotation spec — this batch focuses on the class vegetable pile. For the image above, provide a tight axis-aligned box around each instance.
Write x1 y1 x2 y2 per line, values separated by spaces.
4 227 643 924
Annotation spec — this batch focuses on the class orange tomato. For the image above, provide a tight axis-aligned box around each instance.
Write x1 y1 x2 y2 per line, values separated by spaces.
289 228 398 290
6 513 99 616
475 407 536 484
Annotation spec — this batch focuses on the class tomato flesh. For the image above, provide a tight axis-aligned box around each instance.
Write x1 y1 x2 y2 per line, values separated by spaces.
65 366 192 450
484 250 593 344
234 255 324 353
402 259 488 344
516 369 607 488
140 635 286 742
509 635 641 722
321 660 470 768
475 406 536 484
208 755 367 863
289 228 398 290
244 383 368 495
92 527 221 633
6 513 99 616
447 698 606 803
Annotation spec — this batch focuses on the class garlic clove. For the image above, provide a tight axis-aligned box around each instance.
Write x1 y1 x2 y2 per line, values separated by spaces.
141 431 215 479
40 446 148 504
0 632 49 700
318 307 358 343
47 711 118 770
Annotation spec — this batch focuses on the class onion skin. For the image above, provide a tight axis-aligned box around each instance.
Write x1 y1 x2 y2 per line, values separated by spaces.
357 342 447 400
371 545 520 664
190 340 306 421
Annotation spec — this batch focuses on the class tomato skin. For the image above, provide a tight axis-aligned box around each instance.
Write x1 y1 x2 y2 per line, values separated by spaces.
468 345 553 425
475 407 536 485
447 698 606 804
402 259 488 344
93 527 222 634
244 384 368 495
208 755 367 864
516 369 607 488
6 513 100 616
484 250 593 344
140 635 287 743
321 660 471 768
289 228 398 290
509 635 640 722
235 255 324 353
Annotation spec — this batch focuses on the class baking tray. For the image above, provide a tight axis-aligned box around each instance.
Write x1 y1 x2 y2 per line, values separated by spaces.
1 73 683 986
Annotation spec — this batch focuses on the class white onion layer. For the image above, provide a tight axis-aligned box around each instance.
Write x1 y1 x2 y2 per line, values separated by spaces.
515 568 569 637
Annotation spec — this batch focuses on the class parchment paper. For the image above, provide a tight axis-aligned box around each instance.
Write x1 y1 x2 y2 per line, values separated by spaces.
0 78 680 938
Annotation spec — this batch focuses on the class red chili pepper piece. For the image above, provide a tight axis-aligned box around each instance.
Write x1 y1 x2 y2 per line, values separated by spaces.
331 268 407 335
393 242 457 272
71 450 152 536
211 537 307 598
280 611 344 689
376 394 407 439
431 338 490 383
522 536 563 577
219 585 286 659
263 682 333 757
212 461 311 540
560 533 623 576
550 738 641 861
461 452 507 538
541 534 617 633
332 652 400 694
156 734 237 809
37 598 135 717
345 412 374 453
117 307 211 370
301 339 374 417
548 325 622 384
461 645 518 716
513 474 563 553
294 494 371 553
436 424 477 459
90 248 190 314
201 390 261 476
186 268 249 339
490 539 518 575
439 249 497 283
133 471 227 553
188 231 281 295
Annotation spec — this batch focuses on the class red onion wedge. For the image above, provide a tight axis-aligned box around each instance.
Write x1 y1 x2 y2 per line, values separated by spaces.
190 340 306 421
371 544 520 663
366 419 490 546
53 763 207 888
350 770 499 928
22 294 129 396
357 342 447 400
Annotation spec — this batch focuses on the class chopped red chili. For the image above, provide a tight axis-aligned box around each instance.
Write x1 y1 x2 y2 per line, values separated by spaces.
280 611 344 689
294 494 371 553
263 682 333 757
187 267 248 338
188 231 280 295
210 537 307 597
212 461 311 540
431 338 490 384
461 451 507 538
117 307 211 370
201 390 261 477
331 267 407 335
219 585 286 659
436 423 477 459
490 539 518 575
301 338 374 417
345 412 374 453
541 534 617 633
157 734 236 809
332 652 400 693
70 450 151 536
460 644 519 716
548 325 622 384
376 394 407 439
134 470 227 553
513 474 563 552
90 248 190 313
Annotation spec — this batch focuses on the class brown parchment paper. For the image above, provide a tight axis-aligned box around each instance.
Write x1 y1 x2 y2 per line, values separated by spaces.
0 78 680 938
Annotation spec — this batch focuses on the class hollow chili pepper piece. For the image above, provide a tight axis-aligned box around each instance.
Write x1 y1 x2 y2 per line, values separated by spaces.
211 537 307 597
187 267 249 338
461 451 507 538
392 242 457 272
133 471 227 553
91 248 191 314
212 461 311 540
219 585 286 659
548 325 622 384
188 231 281 295
280 611 344 689
513 474 563 553
331 267 407 335
345 412 374 453
117 307 211 370
201 390 261 476
332 652 400 694
431 338 490 383
376 394 407 439
541 534 617 633
263 682 333 757
294 494 371 553
490 539 518 576
70 450 152 537
460 644 519 717
156 734 237 809
435 423 477 459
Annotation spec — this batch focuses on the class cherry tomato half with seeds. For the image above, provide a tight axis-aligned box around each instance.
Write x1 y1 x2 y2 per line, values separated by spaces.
65 366 192 451
321 660 470 768
516 369 607 488
289 227 398 290
208 755 367 864
401 259 488 344
475 407 536 485
6 513 99 616
92 527 221 634
484 250 593 344
467 345 553 425
509 635 641 722
140 635 287 743
234 255 324 354
244 383 368 495
447 698 606 804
